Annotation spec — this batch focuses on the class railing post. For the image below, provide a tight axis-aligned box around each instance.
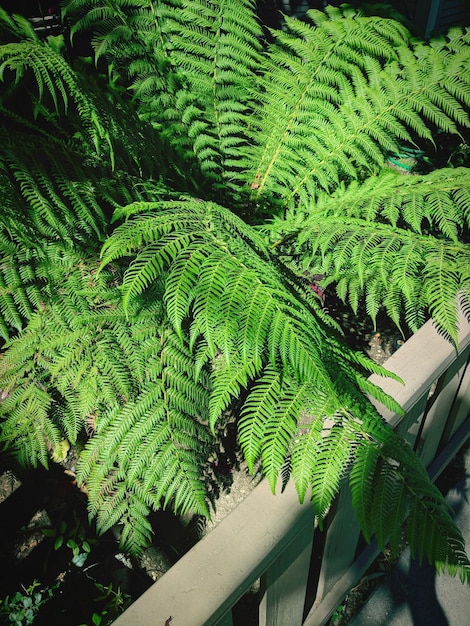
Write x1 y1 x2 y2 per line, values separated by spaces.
395 394 430 447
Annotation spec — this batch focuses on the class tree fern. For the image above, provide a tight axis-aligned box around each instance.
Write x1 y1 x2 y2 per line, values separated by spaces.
0 1 469 579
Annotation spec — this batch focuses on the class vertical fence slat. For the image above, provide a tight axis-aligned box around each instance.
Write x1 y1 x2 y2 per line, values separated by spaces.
302 539 381 626
395 395 429 447
418 348 470 466
259 515 314 626
312 484 361 607
440 356 470 443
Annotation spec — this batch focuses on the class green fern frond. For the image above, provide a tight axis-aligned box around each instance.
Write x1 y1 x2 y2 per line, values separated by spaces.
1 128 108 246
0 270 24 337
406 480 470 582
308 421 357 523
101 198 413 530
291 394 338 503
162 0 262 174
422 245 463 343
370 457 409 552
350 438 410 554
0 375 60 467
270 168 470 341
0 7 40 42
245 10 410 201
101 202 354 417
320 220 468 342
76 327 214 551
349 442 381 543
65 0 262 181
260 379 306 492
1 248 161 474
351 432 470 581
238 367 282 473
101 487 154 556
0 36 112 161
244 10 469 207
399 40 470 132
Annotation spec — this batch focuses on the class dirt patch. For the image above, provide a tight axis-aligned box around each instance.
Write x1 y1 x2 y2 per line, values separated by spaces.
0 470 20 504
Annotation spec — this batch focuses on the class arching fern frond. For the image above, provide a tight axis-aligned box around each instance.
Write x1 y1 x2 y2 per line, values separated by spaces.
0 29 113 161
1 129 107 244
0 123 112 337
99 199 402 493
159 0 262 177
64 0 263 185
0 250 158 454
268 168 470 342
311 219 466 341
100 201 345 423
77 327 214 554
244 8 470 208
350 431 470 582
0 361 60 467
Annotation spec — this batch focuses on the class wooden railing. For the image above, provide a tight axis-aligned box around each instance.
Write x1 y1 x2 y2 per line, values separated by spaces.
114 305 470 626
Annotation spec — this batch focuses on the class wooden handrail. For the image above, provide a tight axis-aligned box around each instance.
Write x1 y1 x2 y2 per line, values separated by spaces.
114 303 470 626
114 478 314 626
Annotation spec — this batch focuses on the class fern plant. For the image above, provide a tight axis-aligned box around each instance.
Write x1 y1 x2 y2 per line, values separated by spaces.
0 1 469 583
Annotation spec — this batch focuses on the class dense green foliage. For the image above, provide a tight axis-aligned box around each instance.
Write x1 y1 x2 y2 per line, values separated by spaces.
0 1 469 582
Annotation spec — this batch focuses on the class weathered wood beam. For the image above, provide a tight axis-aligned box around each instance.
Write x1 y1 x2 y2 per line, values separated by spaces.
113 478 314 626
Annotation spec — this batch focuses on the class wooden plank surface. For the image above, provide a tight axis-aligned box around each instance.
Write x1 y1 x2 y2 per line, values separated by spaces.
259 517 314 626
113 478 314 626
368 306 470 429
